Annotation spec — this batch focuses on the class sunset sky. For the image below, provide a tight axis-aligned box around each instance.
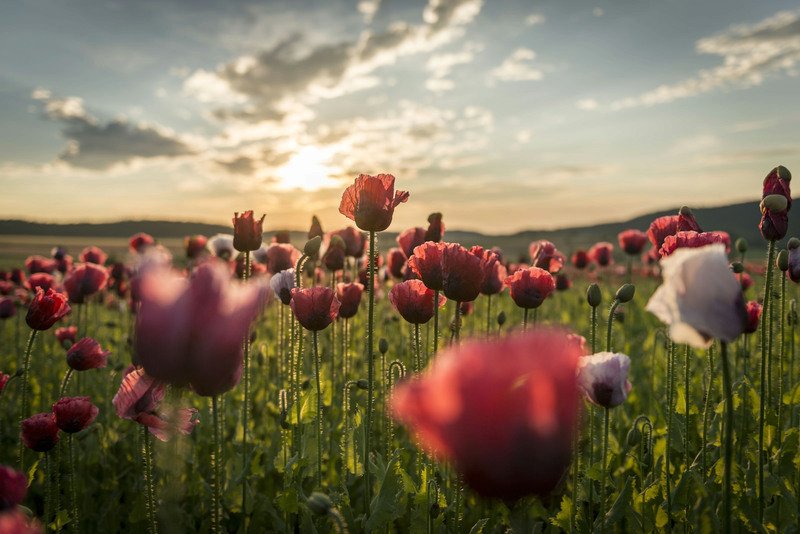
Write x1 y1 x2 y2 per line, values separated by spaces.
1 0 799 233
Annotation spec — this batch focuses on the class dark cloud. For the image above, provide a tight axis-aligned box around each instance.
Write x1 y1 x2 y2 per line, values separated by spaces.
215 146 293 175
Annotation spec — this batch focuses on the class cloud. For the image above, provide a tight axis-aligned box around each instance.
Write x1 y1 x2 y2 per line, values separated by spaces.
425 41 483 92
593 7 604 17
525 13 545 26
576 98 599 111
515 129 533 144
612 9 800 110
184 0 483 123
489 48 543 82
358 0 381 24
32 90 195 170
669 134 721 154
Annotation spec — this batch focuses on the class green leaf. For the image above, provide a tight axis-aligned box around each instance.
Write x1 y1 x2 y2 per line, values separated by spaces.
366 456 405 531
468 518 490 534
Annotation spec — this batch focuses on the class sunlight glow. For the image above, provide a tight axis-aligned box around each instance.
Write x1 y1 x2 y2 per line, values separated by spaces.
274 145 340 191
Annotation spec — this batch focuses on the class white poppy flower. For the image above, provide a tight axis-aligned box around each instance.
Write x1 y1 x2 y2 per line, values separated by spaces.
646 243 746 348
577 352 631 408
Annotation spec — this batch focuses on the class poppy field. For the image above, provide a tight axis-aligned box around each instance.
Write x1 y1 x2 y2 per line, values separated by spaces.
1 169 799 533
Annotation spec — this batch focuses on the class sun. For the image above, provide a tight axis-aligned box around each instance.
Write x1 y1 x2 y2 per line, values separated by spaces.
274 145 340 191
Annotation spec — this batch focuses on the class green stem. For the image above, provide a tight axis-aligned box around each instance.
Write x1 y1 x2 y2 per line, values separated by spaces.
414 323 421 374
454 301 462 343
242 251 250 525
485 294 492 336
570 409 581 533
684 345 691 474
59 368 74 398
211 396 221 534
313 330 323 488
18 329 37 471
600 407 610 533
433 289 440 354
758 240 775 523
68 434 80 534
606 300 619 352
702 345 714 479
522 307 529 332
364 230 376 517
721 341 733 534
44 450 51 531
666 341 675 526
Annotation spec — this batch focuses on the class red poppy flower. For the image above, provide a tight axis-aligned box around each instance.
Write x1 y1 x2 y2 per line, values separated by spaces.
232 211 266 252
113 367 198 442
504 267 555 309
330 227 367 258
339 173 409 232
471 247 506 296
55 255 73 275
290 286 340 331
21 413 60 452
322 235 347 272
26 273 56 293
336 282 364 319
386 248 407 279
408 242 446 291
424 212 445 243
271 230 290 244
134 263 269 396
25 256 57 275
659 231 731 257
55 326 78 348
618 229 648 255
0 511 42 533
389 280 447 324
10 269 26 286
308 215 324 240
79 246 107 266
647 209 702 256
52 396 99 433
759 166 792 241
744 301 762 334
0 372 9 394
740 272 753 291
529 241 565 274
397 227 426 258
0 465 27 511
0 281 13 296
571 250 589 269
588 242 614 267
26 288 71 331
63 263 109 304
66 337 110 371
555 273 572 291
441 244 485 303
0 297 16 320
129 233 155 254
184 235 208 259
390 329 581 501
265 244 301 275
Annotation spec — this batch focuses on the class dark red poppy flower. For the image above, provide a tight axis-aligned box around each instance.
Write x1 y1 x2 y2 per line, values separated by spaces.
408 242 446 291
659 231 731 257
184 235 208 259
504 267 555 309
339 173 409 232
0 297 16 320
113 367 198 442
271 230 290 244
66 337 110 371
588 242 614 267
555 273 571 291
26 273 56 293
759 166 792 241
740 272 753 291
618 229 648 255
390 329 581 501
129 233 155 254
647 208 702 256
26 288 71 331
308 215 324 240
529 241 565 274
788 238 800 283
55 326 77 348
471 246 506 296
389 280 447 324
330 227 367 258
571 250 589 269
387 248 407 279
63 263 109 304
79 246 107 266
0 281 13 296
424 212 445 243
0 465 27 511
25 256 57 275
336 282 364 319
52 396 99 433
134 263 269 396
0 372 9 393
10 269 26 286
744 301 762 334
322 235 347 272
290 286 340 331
441 243 485 303
55 255 73 275
397 227 426 258
21 412 60 452
232 211 266 252
265 244 301 275
459 301 474 315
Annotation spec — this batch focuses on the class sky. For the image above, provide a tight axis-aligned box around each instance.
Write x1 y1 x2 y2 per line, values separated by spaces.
1 0 799 234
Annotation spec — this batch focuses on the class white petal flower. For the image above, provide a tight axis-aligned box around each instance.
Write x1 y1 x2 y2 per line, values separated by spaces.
269 268 295 305
646 243 746 348
207 234 236 260
577 352 631 408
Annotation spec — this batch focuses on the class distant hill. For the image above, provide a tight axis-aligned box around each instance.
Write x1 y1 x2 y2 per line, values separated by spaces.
0 198 781 258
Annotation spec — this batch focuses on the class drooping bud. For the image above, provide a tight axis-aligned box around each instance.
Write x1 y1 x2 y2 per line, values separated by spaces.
626 426 642 447
587 283 602 307
777 249 789 272
304 236 322 257
356 379 369 390
615 284 635 303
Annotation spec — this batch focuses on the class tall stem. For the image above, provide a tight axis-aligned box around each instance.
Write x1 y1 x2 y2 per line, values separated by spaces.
68 434 81 534
758 240 775 523
18 329 37 470
211 396 221 534
313 330 323 488
702 345 714 479
522 308 529 332
364 230 376 516
570 409 581 533
721 342 733 534
586 304 598 527
485 294 492 336
666 341 675 525
684 345 691 476
454 301 462 343
433 290 440 355
141 427 158 534
242 251 250 525
600 407 610 533
414 323 421 374
606 300 619 352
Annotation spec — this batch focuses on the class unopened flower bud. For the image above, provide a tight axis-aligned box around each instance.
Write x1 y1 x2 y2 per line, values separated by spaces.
788 237 800 250
356 379 369 390
378 338 389 355
735 238 748 254
761 194 788 213
496 311 506 326
642 452 653 468
615 284 635 303
626 426 641 447
306 492 333 515
304 236 322 257
678 206 693 217
587 284 602 307
775 165 792 182
777 249 789 272
730 262 744 274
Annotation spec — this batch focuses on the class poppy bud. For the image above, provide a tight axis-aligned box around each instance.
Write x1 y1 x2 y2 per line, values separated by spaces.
379 338 389 355
496 311 506 326
587 284 602 307
775 164 791 182
762 194 788 213
777 249 789 271
232 211 265 252
308 216 324 240
626 426 641 447
642 452 653 468
356 379 369 390
615 284 635 303
304 236 322 257
735 238 748 254
306 492 333 515
730 262 744 274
